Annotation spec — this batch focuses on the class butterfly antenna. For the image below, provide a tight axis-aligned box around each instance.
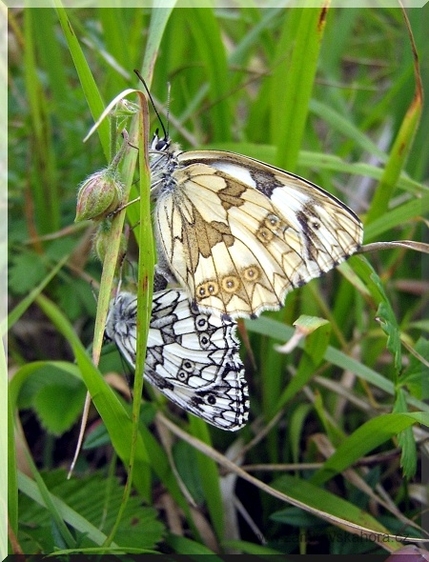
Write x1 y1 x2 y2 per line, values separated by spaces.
134 69 169 141
166 81 171 138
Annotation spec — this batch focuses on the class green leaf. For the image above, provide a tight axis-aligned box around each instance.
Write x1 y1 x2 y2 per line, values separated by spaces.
188 416 224 540
187 8 231 142
400 337 429 399
272 474 403 549
222 540 285 555
246 309 429 414
55 278 96 321
366 53 423 223
55 5 110 160
354 257 402 375
7 253 70 335
141 8 174 83
173 440 205 504
276 317 331 410
18 469 164 552
363 190 429 243
13 363 86 434
310 99 388 162
393 389 417 479
376 299 402 376
311 412 429 486
9 252 48 295
271 6 327 170
166 533 219 555
270 505 327 528
34 381 87 436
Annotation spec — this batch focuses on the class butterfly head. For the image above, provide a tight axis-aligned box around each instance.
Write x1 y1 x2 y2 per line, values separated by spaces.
149 130 181 186
150 129 171 153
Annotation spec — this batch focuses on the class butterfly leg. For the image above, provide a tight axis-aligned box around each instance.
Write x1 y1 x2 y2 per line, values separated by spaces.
153 271 168 291
154 238 180 286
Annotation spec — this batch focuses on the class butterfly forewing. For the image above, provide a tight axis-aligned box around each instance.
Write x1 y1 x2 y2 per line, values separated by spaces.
152 147 363 318
105 289 249 431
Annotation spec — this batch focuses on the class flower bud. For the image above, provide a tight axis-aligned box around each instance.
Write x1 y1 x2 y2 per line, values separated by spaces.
93 219 127 265
75 168 123 222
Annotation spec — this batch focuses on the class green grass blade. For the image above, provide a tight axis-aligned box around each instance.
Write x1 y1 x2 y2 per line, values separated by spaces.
311 412 429 486
366 92 423 224
366 11 423 224
166 533 218 555
7 347 18 540
141 7 175 84
271 5 328 170
276 318 331 410
55 3 110 160
188 417 224 541
310 99 388 162
18 471 119 548
186 7 231 141
23 10 59 234
272 474 404 548
363 191 429 242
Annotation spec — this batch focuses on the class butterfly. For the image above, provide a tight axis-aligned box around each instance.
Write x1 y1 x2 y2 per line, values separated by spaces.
149 133 363 320
105 288 249 431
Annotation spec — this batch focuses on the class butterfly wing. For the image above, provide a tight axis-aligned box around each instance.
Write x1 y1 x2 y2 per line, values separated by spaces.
105 289 249 431
154 150 363 318
105 291 138 366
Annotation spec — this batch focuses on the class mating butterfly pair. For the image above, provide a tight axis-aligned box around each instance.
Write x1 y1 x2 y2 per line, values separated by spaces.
106 130 363 430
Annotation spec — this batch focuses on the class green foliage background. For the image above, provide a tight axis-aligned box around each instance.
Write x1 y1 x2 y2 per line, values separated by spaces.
8 4 429 556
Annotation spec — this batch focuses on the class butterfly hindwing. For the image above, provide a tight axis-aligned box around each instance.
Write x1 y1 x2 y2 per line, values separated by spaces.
152 146 363 318
105 289 249 431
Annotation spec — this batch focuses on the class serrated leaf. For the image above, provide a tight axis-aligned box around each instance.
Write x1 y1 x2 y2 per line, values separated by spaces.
55 278 96 321
45 238 77 261
400 337 429 399
14 363 83 407
393 389 417 479
354 262 402 375
9 252 48 295
13 362 86 436
19 469 165 551
376 300 402 375
34 382 87 436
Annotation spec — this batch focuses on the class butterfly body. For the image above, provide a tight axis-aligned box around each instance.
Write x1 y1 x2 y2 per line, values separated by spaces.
150 137 363 319
105 289 249 431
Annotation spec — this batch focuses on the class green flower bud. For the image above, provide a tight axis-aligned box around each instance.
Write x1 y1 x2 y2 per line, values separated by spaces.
75 168 123 222
93 219 127 265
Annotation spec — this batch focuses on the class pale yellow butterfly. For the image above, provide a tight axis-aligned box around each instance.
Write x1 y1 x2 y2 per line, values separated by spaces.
149 129 363 320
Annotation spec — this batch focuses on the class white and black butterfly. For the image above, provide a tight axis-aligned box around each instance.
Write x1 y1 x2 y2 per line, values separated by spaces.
105 288 249 431
149 133 363 319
